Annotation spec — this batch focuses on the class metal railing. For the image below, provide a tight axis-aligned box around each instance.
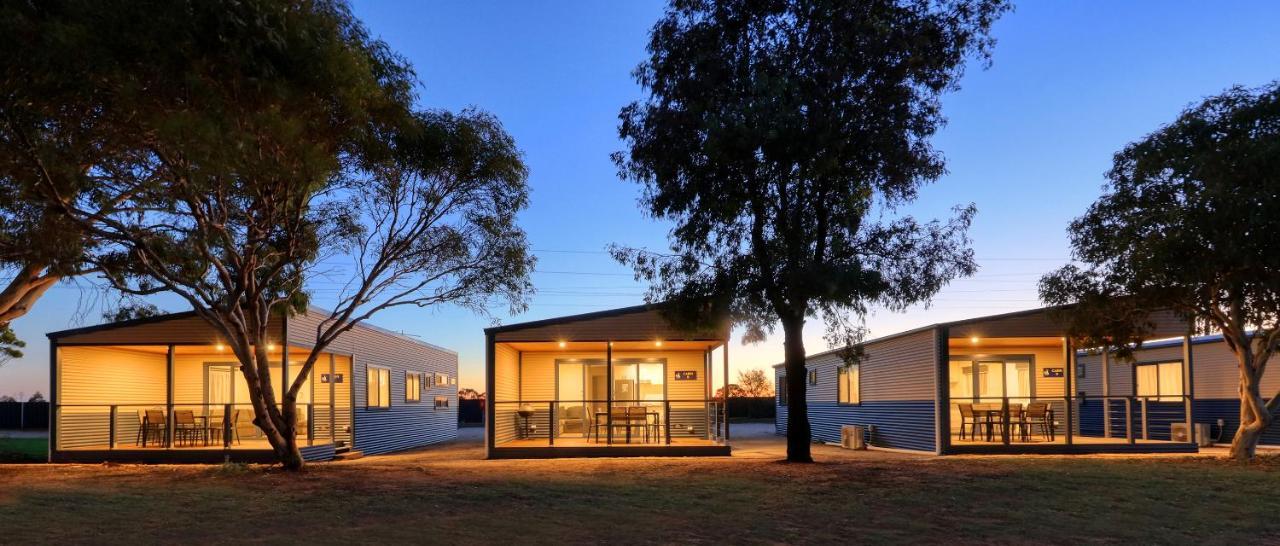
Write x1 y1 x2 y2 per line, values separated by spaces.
949 394 1193 446
53 403 335 451
492 399 725 447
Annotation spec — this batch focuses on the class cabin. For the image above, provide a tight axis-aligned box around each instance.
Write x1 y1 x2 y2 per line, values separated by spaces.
47 308 458 463
775 306 1205 455
1077 334 1280 447
484 304 733 458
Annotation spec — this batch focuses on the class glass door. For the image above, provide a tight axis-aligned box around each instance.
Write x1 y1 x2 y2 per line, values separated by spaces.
556 361 586 438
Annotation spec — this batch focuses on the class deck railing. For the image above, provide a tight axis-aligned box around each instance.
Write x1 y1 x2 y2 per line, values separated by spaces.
948 394 1193 446
491 399 726 447
53 402 337 451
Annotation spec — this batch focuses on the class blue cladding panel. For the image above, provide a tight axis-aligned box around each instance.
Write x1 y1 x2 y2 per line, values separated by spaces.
1193 398 1280 446
1079 399 1185 440
775 400 935 452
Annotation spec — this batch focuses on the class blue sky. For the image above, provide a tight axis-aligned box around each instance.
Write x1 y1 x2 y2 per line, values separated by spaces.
2 1 1278 396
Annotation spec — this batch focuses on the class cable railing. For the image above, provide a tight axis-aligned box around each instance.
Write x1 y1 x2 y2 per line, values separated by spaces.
53 403 339 451
948 394 1193 446
491 399 725 447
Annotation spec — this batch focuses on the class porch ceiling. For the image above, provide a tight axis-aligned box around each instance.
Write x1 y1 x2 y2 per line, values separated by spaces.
500 340 722 352
944 306 1190 340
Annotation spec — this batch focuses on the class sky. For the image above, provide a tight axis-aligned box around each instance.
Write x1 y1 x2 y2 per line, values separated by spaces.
2 1 1279 398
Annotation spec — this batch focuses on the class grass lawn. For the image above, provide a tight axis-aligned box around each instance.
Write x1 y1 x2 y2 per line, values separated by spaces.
2 439 1279 544
0 437 45 463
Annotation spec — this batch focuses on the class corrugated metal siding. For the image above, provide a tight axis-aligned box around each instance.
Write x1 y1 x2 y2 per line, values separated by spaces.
283 311 458 456
1079 399 1186 440
773 330 936 451
775 368 788 435
492 344 520 446
807 401 936 452
492 309 720 342
56 346 166 450
860 329 936 401
1193 398 1280 446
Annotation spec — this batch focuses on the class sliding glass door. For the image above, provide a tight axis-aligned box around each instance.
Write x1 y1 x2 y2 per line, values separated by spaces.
950 356 1034 405
555 360 608 438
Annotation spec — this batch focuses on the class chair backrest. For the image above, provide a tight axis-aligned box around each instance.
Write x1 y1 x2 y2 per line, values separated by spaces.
610 407 630 420
145 409 166 426
174 410 195 425
137 410 147 425
958 403 974 418
1007 403 1023 415
628 406 648 418
1025 402 1048 417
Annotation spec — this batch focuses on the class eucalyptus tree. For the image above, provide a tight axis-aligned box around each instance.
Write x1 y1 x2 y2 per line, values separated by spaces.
14 0 533 468
1041 83 1280 462
613 0 1007 461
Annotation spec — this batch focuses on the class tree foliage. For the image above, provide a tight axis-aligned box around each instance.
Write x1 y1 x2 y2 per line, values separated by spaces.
12 0 533 469
614 0 1006 461
737 368 774 398
1040 82 1280 462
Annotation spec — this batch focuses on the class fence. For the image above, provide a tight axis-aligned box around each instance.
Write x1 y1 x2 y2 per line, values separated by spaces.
458 399 484 425
726 397 776 420
0 401 50 430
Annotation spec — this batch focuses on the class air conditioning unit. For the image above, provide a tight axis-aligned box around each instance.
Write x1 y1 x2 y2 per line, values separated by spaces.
841 425 866 450
1170 423 1215 447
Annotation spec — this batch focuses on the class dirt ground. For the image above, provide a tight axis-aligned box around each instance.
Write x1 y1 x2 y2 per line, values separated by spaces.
2 424 1279 544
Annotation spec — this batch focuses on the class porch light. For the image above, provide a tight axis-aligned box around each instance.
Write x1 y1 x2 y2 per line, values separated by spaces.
215 343 225 352
267 343 276 351
558 341 566 348
655 340 663 347
970 336 980 345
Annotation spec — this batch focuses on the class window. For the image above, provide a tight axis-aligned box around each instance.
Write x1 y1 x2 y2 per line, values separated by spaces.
807 369 818 385
434 396 449 409
406 372 421 402
777 375 788 406
435 372 447 389
838 364 860 405
1136 361 1183 402
367 367 391 408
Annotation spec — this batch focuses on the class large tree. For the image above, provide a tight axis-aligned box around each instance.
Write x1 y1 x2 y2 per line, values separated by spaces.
20 0 533 469
613 0 1006 462
1040 83 1280 463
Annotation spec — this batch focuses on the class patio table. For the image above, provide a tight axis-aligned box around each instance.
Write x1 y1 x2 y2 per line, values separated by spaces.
594 410 660 444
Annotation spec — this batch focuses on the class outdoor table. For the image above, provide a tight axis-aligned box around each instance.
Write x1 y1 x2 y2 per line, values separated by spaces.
594 410 660 444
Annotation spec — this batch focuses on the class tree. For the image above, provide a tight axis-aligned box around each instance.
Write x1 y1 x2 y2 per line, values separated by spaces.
0 0 161 360
27 391 43 403
737 369 774 398
27 0 533 469
1040 83 1280 463
714 384 747 400
458 388 484 400
0 395 15 402
102 302 163 323
613 0 1005 462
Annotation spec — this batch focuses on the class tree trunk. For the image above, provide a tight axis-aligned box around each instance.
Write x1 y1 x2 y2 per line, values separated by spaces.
783 314 812 463
1228 369 1271 463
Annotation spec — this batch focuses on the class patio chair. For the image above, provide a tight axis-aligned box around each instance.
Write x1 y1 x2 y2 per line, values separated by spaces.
957 403 980 441
1022 402 1053 442
173 410 204 447
141 409 167 447
209 409 243 446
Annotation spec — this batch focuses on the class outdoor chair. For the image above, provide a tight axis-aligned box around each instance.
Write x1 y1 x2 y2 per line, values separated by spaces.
1022 402 1053 442
173 410 204 447
140 409 167 447
957 403 981 440
209 409 243 445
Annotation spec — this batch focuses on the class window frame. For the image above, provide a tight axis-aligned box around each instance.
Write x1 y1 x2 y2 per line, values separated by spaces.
366 366 391 409
405 371 421 403
1134 360 1184 402
807 369 818 386
434 395 450 410
837 364 861 406
777 374 788 406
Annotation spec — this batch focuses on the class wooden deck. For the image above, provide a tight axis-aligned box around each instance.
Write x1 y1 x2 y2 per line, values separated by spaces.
491 436 730 458
52 439 337 463
947 434 1198 455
